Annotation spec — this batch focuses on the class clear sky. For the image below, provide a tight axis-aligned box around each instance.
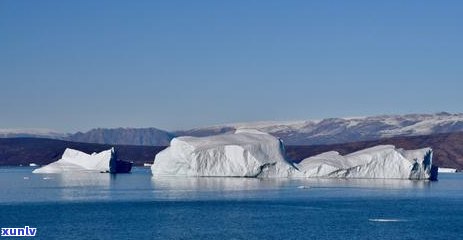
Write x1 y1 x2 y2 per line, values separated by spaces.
1 0 462 132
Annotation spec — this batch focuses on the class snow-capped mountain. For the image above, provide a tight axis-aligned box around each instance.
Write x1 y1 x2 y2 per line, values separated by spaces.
2 112 463 146
0 128 174 146
0 128 67 139
177 112 463 145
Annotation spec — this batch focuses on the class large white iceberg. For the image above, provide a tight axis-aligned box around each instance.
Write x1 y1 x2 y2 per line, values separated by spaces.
296 145 435 180
151 129 297 177
151 130 436 180
33 148 115 173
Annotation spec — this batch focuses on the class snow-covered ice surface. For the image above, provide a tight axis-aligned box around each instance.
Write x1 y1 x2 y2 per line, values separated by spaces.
438 167 457 173
151 129 297 177
152 130 434 180
297 145 434 179
33 148 114 173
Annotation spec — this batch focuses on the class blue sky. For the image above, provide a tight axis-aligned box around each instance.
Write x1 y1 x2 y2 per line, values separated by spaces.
1 0 462 132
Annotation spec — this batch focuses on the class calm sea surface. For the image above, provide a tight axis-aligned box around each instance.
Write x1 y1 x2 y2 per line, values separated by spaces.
0 167 462 239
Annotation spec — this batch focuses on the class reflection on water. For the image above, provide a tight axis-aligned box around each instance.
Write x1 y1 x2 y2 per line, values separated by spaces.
150 176 434 200
1 168 462 240
151 176 432 191
0 167 155 203
152 177 279 190
0 167 461 203
54 172 112 186
290 177 432 189
150 177 285 200
54 172 112 201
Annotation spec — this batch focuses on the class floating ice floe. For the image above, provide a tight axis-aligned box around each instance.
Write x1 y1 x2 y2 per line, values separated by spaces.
151 129 437 180
368 218 406 222
437 167 457 173
33 148 132 174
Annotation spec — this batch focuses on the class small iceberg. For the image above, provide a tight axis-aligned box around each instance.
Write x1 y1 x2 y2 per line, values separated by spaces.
438 167 457 173
33 148 133 174
368 218 406 222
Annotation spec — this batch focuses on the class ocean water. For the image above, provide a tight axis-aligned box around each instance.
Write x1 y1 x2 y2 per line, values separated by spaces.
1 167 462 239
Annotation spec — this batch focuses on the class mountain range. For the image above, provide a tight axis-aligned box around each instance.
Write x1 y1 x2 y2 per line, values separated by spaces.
2 112 463 146
1 131 462 169
178 112 463 145
2 112 463 169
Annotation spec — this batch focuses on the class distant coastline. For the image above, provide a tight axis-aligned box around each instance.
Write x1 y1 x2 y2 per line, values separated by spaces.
1 131 463 170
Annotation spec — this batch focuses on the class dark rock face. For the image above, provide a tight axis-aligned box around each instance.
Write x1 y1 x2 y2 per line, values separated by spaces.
111 160 133 173
109 149 133 173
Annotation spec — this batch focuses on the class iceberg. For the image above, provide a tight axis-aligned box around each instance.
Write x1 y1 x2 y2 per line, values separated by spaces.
296 145 436 180
438 167 457 173
151 130 437 180
33 148 133 173
151 129 297 177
